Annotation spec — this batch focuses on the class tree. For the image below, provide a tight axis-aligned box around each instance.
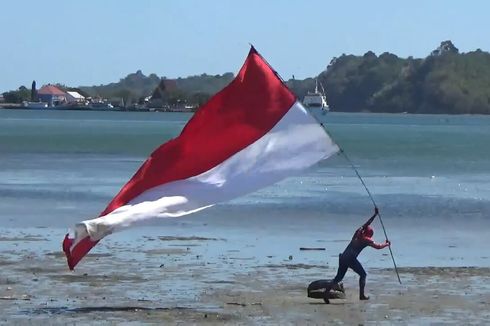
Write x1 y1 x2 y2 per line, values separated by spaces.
2 86 31 103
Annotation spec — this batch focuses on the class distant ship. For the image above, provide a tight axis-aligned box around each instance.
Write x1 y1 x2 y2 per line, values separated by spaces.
302 80 329 120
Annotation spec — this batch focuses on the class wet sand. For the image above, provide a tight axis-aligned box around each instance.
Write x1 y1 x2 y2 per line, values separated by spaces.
1 230 489 325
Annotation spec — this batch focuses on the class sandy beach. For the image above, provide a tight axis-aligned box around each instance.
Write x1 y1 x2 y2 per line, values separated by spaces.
1 228 489 325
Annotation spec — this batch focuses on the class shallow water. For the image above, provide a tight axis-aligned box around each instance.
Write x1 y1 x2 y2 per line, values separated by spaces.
1 109 490 269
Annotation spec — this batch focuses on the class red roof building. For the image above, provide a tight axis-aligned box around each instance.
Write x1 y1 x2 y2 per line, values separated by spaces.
38 85 67 106
38 85 66 96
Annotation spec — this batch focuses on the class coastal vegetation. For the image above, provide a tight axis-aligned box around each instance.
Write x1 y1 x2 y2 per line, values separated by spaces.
2 86 31 103
3 41 490 114
311 41 490 114
78 70 233 108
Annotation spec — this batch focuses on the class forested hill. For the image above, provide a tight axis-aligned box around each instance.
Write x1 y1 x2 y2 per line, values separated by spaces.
306 41 490 114
79 70 234 104
79 70 161 102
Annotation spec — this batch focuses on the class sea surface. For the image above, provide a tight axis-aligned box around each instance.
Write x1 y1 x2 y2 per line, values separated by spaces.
1 109 490 270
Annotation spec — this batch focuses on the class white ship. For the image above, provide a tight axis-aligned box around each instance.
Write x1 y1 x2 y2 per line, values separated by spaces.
303 80 329 119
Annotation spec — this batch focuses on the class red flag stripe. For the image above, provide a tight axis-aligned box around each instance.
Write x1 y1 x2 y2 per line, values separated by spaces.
101 48 295 216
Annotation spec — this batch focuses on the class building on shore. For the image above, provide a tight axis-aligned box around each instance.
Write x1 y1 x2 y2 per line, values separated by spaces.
66 91 85 103
37 85 67 107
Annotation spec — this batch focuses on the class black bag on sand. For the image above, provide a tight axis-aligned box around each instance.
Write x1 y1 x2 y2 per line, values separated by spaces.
307 279 346 300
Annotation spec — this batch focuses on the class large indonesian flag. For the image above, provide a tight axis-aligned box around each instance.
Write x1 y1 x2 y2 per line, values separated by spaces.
63 47 339 270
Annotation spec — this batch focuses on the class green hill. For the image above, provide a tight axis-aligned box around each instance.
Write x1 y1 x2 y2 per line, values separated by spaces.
79 70 234 106
79 70 161 103
311 41 490 114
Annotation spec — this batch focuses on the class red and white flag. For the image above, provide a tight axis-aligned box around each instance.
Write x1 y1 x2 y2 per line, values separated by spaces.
63 47 339 270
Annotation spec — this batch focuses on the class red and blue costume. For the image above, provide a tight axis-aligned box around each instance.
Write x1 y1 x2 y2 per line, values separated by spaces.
309 208 390 303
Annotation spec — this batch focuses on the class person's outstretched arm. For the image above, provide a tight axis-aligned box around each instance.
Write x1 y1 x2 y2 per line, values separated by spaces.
367 239 390 249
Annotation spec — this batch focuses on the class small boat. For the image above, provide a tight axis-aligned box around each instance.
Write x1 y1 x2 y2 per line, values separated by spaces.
89 102 114 110
22 101 48 109
302 80 329 118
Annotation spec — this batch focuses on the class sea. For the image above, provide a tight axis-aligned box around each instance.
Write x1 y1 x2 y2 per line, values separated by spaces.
1 109 490 271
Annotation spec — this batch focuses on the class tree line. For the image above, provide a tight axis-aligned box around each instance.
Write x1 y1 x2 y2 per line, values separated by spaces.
310 41 490 114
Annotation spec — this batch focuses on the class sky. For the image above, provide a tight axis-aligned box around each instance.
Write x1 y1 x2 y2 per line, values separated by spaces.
1 0 489 92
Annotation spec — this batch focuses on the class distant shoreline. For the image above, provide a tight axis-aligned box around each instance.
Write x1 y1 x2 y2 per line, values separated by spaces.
0 104 194 113
2 105 490 115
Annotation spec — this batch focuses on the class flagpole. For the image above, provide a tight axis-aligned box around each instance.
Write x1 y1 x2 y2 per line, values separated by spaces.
337 148 402 285
317 122 402 285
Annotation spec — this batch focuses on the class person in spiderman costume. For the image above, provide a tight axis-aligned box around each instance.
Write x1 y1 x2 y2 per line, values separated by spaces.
310 207 391 303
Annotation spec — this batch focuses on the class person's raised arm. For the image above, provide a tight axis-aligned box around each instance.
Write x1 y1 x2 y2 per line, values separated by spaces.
362 207 379 229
